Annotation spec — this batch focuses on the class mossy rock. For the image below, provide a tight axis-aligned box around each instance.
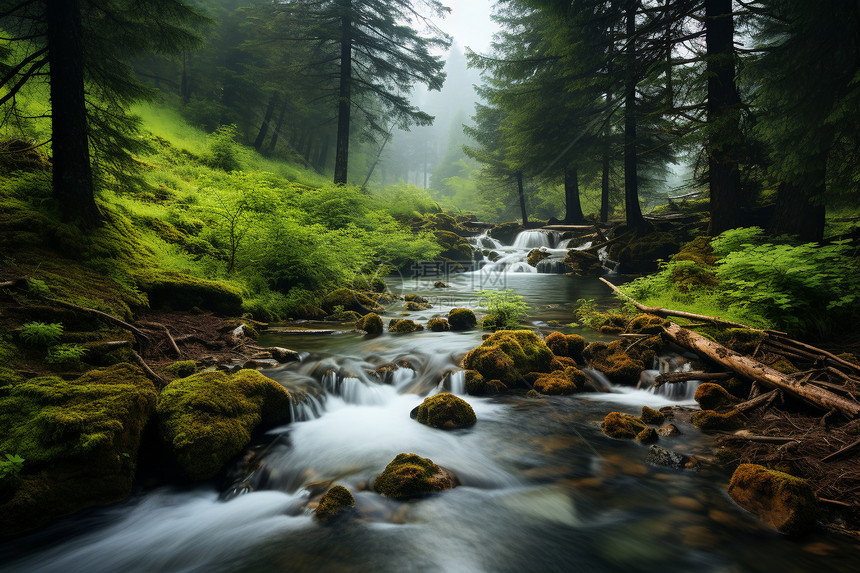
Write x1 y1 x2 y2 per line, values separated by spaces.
325 310 362 322
156 369 292 481
435 230 473 261
641 406 665 425
691 409 744 431
490 222 522 246
602 412 648 440
314 485 355 522
463 370 506 396
550 355 578 370
584 340 646 386
694 383 741 411
545 332 587 363
292 304 328 321
404 294 429 303
406 301 432 311
448 308 477 331
356 313 383 336
462 330 554 388
533 367 587 396
0 364 157 537
412 393 476 430
427 318 450 332
165 360 197 378
635 427 659 444
373 453 458 498
625 314 669 335
527 249 551 267
389 319 425 334
321 288 384 315
728 464 817 535
564 250 603 276
138 271 242 315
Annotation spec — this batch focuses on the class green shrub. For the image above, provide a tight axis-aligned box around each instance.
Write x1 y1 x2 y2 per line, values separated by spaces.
0 453 24 480
19 322 63 346
206 125 243 172
479 290 530 330
45 344 87 365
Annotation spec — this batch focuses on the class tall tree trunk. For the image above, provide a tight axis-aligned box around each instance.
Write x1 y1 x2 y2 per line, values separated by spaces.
706 0 743 235
46 0 99 227
601 143 610 222
318 136 330 171
564 167 586 224
254 92 279 152
334 1 353 185
624 1 646 231
180 50 190 104
516 170 528 226
267 99 288 154
769 171 826 242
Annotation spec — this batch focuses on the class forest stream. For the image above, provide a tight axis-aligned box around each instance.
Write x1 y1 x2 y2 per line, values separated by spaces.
2 231 858 573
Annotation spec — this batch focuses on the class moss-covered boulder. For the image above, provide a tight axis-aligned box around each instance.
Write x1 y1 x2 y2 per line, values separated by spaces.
463 330 554 388
427 318 450 332
404 294 429 303
635 427 659 444
321 288 384 315
157 370 292 481
602 412 647 440
406 301 432 311
0 364 157 537
412 393 476 430
550 355 578 370
691 409 744 431
728 464 817 535
389 319 425 334
448 308 477 331
314 485 355 523
138 271 243 315
373 453 458 498
564 250 604 276
356 313 383 336
545 332 587 363
463 370 506 396
641 406 665 425
491 222 522 246
694 383 741 411
584 340 646 385
625 314 669 335
325 309 362 322
435 230 473 261
609 231 680 274
165 360 197 378
527 249 551 267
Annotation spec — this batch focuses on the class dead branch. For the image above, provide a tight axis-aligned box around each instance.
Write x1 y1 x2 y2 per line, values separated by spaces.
822 438 860 463
130 351 165 388
46 298 150 346
653 371 733 388
735 390 779 413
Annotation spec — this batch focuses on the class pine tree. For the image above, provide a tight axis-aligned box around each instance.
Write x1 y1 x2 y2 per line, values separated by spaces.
0 0 206 226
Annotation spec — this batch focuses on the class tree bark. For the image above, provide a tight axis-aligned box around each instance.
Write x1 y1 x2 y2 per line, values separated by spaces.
334 1 353 185
601 143 610 222
705 0 743 235
254 92 279 152
662 322 860 418
46 0 99 227
769 177 826 242
563 167 586 224
516 170 528 226
624 1 646 231
267 99 288 154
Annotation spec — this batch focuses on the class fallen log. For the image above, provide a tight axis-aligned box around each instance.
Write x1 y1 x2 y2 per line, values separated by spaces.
46 298 150 346
599 278 758 330
653 371 733 388
771 336 860 376
735 390 779 413
662 322 860 419
726 430 799 445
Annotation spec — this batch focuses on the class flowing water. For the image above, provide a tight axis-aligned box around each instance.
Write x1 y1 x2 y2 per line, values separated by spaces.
3 231 859 572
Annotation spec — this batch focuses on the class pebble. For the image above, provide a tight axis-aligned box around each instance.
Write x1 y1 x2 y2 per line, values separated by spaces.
668 496 705 512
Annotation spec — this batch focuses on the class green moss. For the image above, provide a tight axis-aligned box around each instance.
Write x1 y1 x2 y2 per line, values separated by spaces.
602 412 647 440
373 453 457 498
435 230 472 261
325 310 362 322
0 364 157 536
635 427 658 444
491 222 521 245
527 249 551 267
564 250 603 276
691 409 744 431
694 383 740 411
406 301 432 311
356 313 383 336
610 231 680 274
625 314 669 335
463 370 506 396
769 358 800 375
165 360 197 378
137 271 243 315
427 318 450 332
404 294 428 303
550 355 578 370
321 288 383 315
156 369 292 481
584 340 646 385
728 464 817 535
414 393 476 429
533 367 586 396
641 406 665 425
463 330 553 388
545 332 587 363
389 319 425 334
448 308 477 331
314 485 355 522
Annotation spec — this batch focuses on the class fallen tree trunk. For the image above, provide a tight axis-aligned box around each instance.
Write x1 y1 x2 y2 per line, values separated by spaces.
662 322 860 419
599 277 758 330
653 371 733 388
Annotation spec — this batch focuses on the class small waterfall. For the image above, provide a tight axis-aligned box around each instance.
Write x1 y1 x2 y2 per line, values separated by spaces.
469 232 503 250
513 230 558 249
638 354 701 401
289 392 325 422
320 371 394 406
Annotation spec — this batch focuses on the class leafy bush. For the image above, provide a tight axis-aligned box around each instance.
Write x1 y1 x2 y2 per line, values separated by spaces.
0 453 24 480
45 344 87 365
479 290 530 330
206 125 243 172
19 322 63 346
